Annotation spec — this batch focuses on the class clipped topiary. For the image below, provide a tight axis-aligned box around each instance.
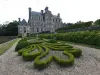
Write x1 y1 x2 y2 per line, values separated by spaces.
66 48 82 57
18 44 33 55
22 45 43 61
15 39 30 51
47 39 57 43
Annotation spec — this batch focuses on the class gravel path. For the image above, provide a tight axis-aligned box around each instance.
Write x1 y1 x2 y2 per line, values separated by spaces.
0 41 100 75
0 39 15 48
40 50 68 61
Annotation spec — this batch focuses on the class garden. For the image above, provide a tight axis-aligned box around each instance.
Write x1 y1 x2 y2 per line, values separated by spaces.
15 37 82 69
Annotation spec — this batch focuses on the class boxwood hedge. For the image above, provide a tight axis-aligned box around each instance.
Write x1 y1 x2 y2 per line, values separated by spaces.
15 38 30 51
34 45 75 69
16 37 82 69
22 45 43 61
39 31 100 46
18 44 34 55
54 51 74 66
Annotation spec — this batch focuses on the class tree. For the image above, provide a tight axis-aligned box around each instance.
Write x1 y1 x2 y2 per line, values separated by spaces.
0 21 19 36
94 19 100 26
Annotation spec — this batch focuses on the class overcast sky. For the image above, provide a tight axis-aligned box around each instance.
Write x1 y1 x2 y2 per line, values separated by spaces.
0 0 100 24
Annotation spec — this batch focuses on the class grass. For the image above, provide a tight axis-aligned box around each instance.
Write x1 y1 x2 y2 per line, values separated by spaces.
0 36 17 44
0 38 19 55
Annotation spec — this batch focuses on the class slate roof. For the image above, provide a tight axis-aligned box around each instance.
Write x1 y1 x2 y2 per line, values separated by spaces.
31 11 41 16
20 19 27 25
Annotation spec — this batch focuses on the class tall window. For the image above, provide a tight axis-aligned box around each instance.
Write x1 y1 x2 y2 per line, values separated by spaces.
56 19 57 22
59 19 60 22
19 27 22 32
37 28 39 33
24 27 26 33
53 19 54 22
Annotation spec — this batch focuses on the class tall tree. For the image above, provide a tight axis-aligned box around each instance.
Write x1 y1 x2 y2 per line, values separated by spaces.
0 21 19 36
94 19 100 26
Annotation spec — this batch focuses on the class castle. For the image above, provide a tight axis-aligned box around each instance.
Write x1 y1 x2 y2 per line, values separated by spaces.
18 7 63 36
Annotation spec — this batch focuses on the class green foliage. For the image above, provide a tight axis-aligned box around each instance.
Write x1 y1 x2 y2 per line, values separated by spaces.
39 31 100 46
16 38 82 69
56 21 93 33
18 34 22 38
22 45 43 61
18 45 33 55
15 39 30 51
54 51 74 66
0 39 18 55
94 19 100 26
46 39 57 43
65 48 82 57
0 21 19 36
34 56 53 69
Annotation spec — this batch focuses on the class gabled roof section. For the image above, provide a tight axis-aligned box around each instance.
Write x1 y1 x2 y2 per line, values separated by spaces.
31 11 41 16
20 19 27 25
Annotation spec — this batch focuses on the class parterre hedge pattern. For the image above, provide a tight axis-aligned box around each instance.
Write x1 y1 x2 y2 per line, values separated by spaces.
16 38 82 69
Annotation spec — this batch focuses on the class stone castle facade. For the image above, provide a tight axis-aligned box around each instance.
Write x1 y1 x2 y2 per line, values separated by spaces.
18 7 63 36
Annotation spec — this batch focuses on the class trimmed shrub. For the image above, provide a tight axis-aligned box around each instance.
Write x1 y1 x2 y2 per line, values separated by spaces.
16 38 82 69
47 44 73 51
18 45 33 55
15 39 30 51
34 56 52 69
34 46 51 69
39 31 100 46
18 34 22 38
34 45 75 69
22 45 43 61
54 51 74 66
46 39 57 43
34 50 74 69
66 48 82 57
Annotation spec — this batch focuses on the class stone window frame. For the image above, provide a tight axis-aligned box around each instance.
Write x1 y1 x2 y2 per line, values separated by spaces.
20 27 22 32
53 19 54 22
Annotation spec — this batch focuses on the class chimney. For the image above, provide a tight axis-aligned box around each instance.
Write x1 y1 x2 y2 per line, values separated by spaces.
57 13 60 17
18 18 21 23
28 7 32 22
41 10 44 14
45 6 49 12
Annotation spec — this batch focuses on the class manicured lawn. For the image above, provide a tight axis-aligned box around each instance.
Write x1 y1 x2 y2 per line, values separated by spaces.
0 38 19 55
